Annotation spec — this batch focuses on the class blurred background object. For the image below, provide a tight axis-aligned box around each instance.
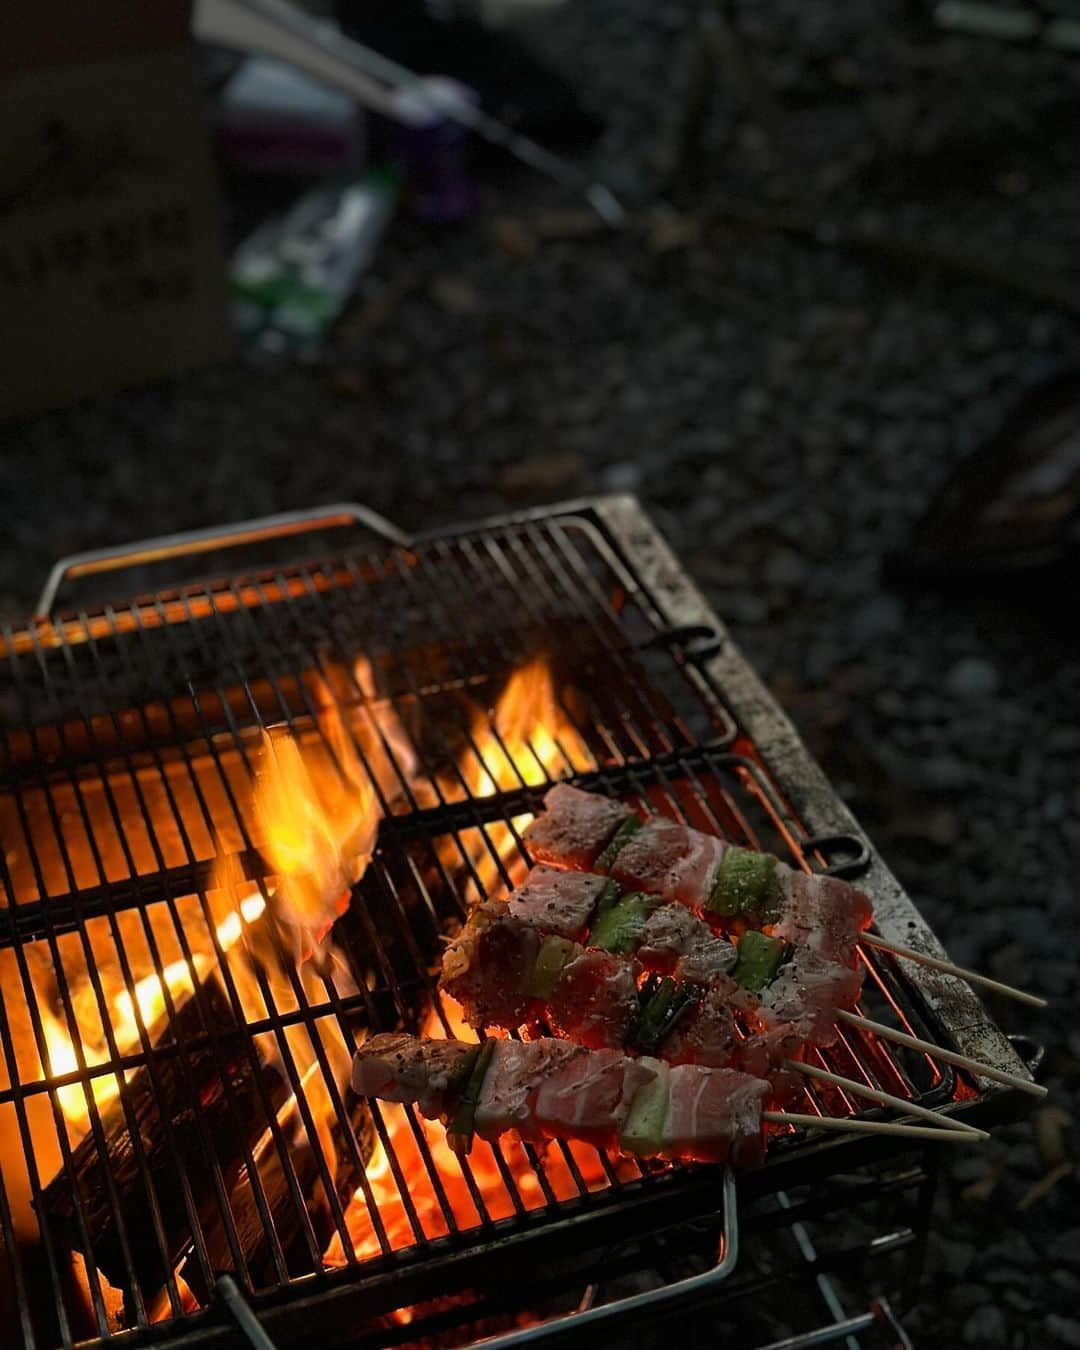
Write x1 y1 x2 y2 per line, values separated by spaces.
891 367 1080 584
0 0 231 415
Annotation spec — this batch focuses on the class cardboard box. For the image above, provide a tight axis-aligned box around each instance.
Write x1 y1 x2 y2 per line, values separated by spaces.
0 4 231 414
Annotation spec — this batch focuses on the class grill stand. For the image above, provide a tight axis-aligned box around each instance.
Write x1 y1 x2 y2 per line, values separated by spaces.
6 494 1039 1350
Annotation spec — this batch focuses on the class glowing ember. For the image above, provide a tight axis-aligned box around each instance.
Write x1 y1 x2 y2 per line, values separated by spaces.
326 1005 630 1269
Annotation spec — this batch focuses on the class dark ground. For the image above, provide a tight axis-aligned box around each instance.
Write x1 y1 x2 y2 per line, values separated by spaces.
3 3 1080 1346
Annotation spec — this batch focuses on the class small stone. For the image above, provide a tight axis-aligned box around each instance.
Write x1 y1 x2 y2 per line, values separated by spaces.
1057 1228 1080 1270
602 461 643 493
489 216 537 261
1051 1270 1080 1298
951 1283 991 1314
1046 1315 1080 1349
646 210 701 254
497 451 584 502
918 756 971 794
763 547 807 589
430 276 481 315
946 658 1000 697
962 1305 1007 1348
851 594 904 641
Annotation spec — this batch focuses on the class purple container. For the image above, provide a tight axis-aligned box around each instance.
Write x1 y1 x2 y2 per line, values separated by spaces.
388 77 478 224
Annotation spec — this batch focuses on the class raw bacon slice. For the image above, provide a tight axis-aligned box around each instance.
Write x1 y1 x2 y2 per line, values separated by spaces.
350 1032 478 1119
609 818 694 898
546 949 641 1050
532 1048 656 1148
767 869 873 969
523 784 634 870
508 865 612 940
608 818 726 909
638 904 738 983
663 1065 769 1167
440 906 639 1047
441 902 541 1031
739 1026 809 1108
474 1038 582 1141
351 1034 769 1168
755 948 863 1044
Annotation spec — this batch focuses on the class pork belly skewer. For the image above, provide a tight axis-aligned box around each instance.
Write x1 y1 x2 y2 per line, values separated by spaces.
439 892 949 1125
351 1032 766 1164
350 1033 977 1166
458 863 1013 1124
525 784 1042 1005
525 785 872 969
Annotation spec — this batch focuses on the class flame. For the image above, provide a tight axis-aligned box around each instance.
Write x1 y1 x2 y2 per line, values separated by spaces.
448 658 589 900
41 895 267 1131
248 658 414 952
34 653 597 1320
464 657 587 798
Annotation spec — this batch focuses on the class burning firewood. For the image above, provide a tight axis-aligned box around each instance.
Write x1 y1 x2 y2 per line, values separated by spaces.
182 1083 375 1301
37 973 291 1309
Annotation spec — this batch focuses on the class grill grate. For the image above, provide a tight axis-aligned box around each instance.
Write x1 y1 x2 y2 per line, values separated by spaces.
0 504 1019 1349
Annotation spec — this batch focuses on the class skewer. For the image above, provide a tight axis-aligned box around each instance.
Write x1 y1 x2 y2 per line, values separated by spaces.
763 1111 984 1144
835 1009 1047 1098
784 1059 988 1137
860 932 1046 1009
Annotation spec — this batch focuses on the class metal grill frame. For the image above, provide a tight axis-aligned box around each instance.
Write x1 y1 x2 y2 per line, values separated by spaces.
0 496 1036 1350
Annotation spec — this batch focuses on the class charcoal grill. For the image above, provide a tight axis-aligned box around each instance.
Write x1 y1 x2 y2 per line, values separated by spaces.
0 496 1038 1350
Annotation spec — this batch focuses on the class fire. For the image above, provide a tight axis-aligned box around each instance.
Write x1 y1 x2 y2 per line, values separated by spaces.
32 651 597 1326
463 657 587 799
250 658 414 953
254 728 364 938
41 894 267 1131
449 657 590 900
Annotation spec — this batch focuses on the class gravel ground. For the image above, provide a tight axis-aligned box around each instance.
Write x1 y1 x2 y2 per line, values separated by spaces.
3 4 1079 1346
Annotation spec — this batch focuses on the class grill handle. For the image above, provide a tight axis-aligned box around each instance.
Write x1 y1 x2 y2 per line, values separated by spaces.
468 1168 738 1350
36 503 411 617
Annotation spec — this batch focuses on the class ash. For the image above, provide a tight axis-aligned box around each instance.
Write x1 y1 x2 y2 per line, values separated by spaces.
4 3 1079 1345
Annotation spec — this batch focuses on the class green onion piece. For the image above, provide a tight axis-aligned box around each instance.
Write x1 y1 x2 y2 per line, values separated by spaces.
732 931 789 992
447 1040 496 1156
442 1044 481 1099
526 936 576 999
592 878 622 918
589 892 652 954
594 817 642 874
707 847 778 918
620 1058 670 1157
633 976 701 1054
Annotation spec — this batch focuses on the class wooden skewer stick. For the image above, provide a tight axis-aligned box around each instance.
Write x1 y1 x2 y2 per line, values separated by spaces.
860 932 1047 1009
784 1059 988 1137
763 1111 984 1144
836 1009 1047 1098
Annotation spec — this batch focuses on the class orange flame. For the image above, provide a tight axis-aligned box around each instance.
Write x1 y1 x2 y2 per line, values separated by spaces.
449 657 589 900
41 893 267 1131
463 657 587 798
250 658 415 951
